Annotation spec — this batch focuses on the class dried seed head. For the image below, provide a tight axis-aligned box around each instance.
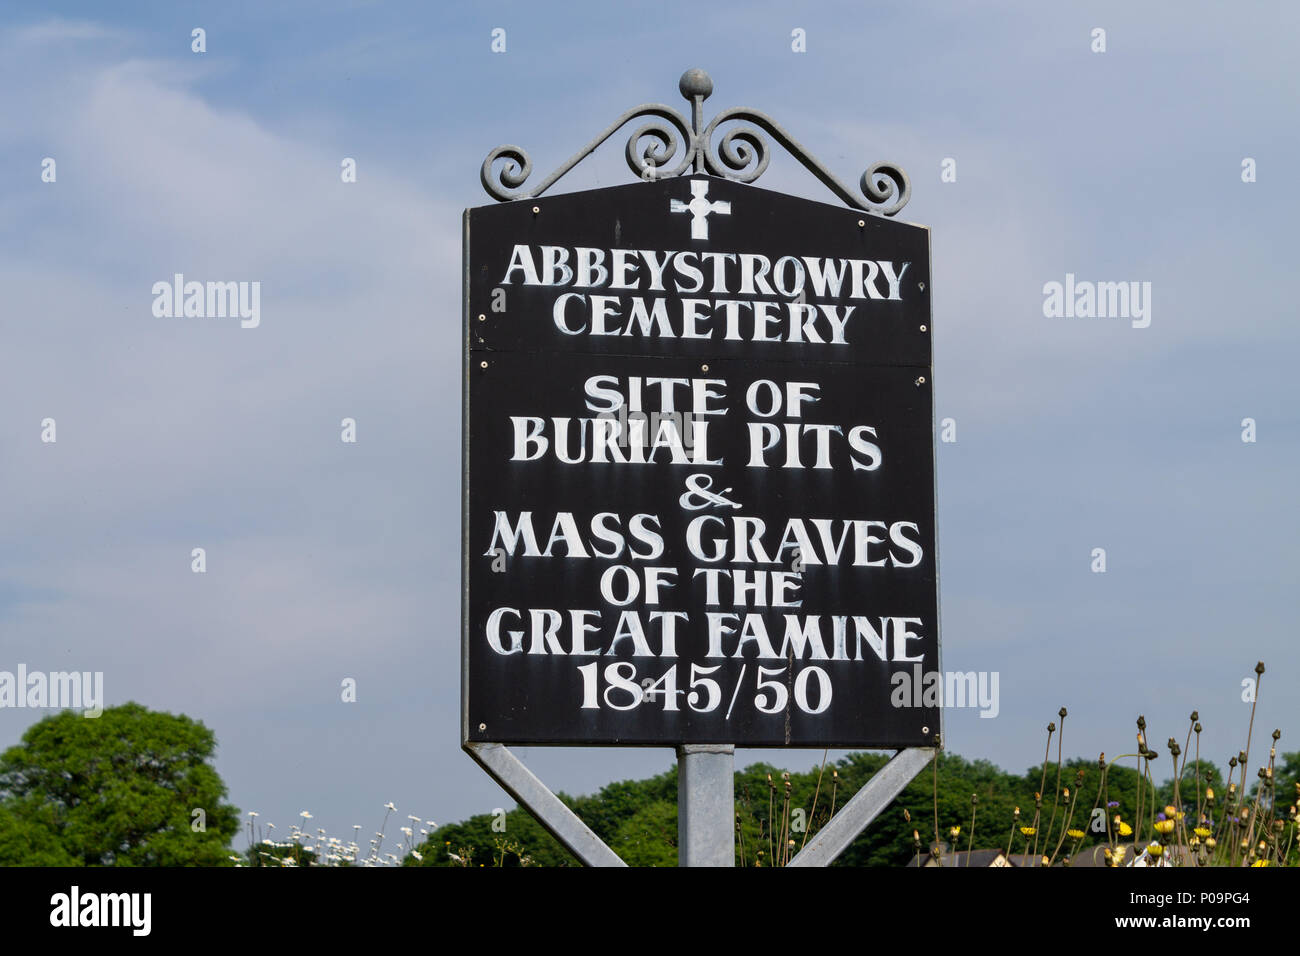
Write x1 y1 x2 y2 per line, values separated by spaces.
1059 707 1068 718
1255 662 1265 675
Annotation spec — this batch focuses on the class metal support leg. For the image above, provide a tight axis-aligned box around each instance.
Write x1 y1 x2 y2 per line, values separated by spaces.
786 747 934 867
677 744 734 867
464 742 626 867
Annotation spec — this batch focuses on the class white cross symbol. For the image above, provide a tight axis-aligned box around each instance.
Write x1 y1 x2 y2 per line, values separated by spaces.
670 180 731 240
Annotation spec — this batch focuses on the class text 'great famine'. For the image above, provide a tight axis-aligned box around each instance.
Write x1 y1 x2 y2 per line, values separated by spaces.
500 244 911 343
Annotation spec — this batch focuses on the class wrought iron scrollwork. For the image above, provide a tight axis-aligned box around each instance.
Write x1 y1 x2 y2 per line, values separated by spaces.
480 68 910 216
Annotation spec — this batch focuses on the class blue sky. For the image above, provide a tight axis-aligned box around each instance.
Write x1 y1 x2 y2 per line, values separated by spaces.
2 0 1298 853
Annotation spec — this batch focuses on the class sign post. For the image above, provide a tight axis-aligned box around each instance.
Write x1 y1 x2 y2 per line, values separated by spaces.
462 69 939 866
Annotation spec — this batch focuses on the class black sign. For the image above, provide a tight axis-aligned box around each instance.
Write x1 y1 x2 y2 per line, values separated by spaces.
463 175 938 747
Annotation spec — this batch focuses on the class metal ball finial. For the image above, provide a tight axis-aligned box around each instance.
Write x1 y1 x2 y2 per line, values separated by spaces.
679 68 713 100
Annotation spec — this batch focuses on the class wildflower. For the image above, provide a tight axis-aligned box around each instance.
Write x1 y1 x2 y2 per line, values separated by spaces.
299 811 312 820
1252 859 1270 867
1194 827 1211 839
1147 843 1163 857
1206 837 1217 848
1019 826 1036 836
411 850 423 862
1154 820 1175 835
248 811 258 818
1163 805 1177 817
1067 829 1085 840
1106 801 1119 808
949 826 961 839
1118 822 1133 837
385 802 397 811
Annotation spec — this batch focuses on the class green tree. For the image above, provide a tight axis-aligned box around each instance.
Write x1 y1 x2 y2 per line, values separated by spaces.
0 803 75 866
0 701 240 866
610 800 677 866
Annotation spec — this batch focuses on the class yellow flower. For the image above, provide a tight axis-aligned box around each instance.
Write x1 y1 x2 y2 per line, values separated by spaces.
1206 837 1217 848
1019 826 1036 836
1206 787 1215 799
1067 829 1085 840
1163 805 1177 817
949 826 961 838
1194 827 1211 839
1112 845 1127 861
1147 843 1163 857
1118 822 1133 837
1252 859 1270 867
1154 820 1175 834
